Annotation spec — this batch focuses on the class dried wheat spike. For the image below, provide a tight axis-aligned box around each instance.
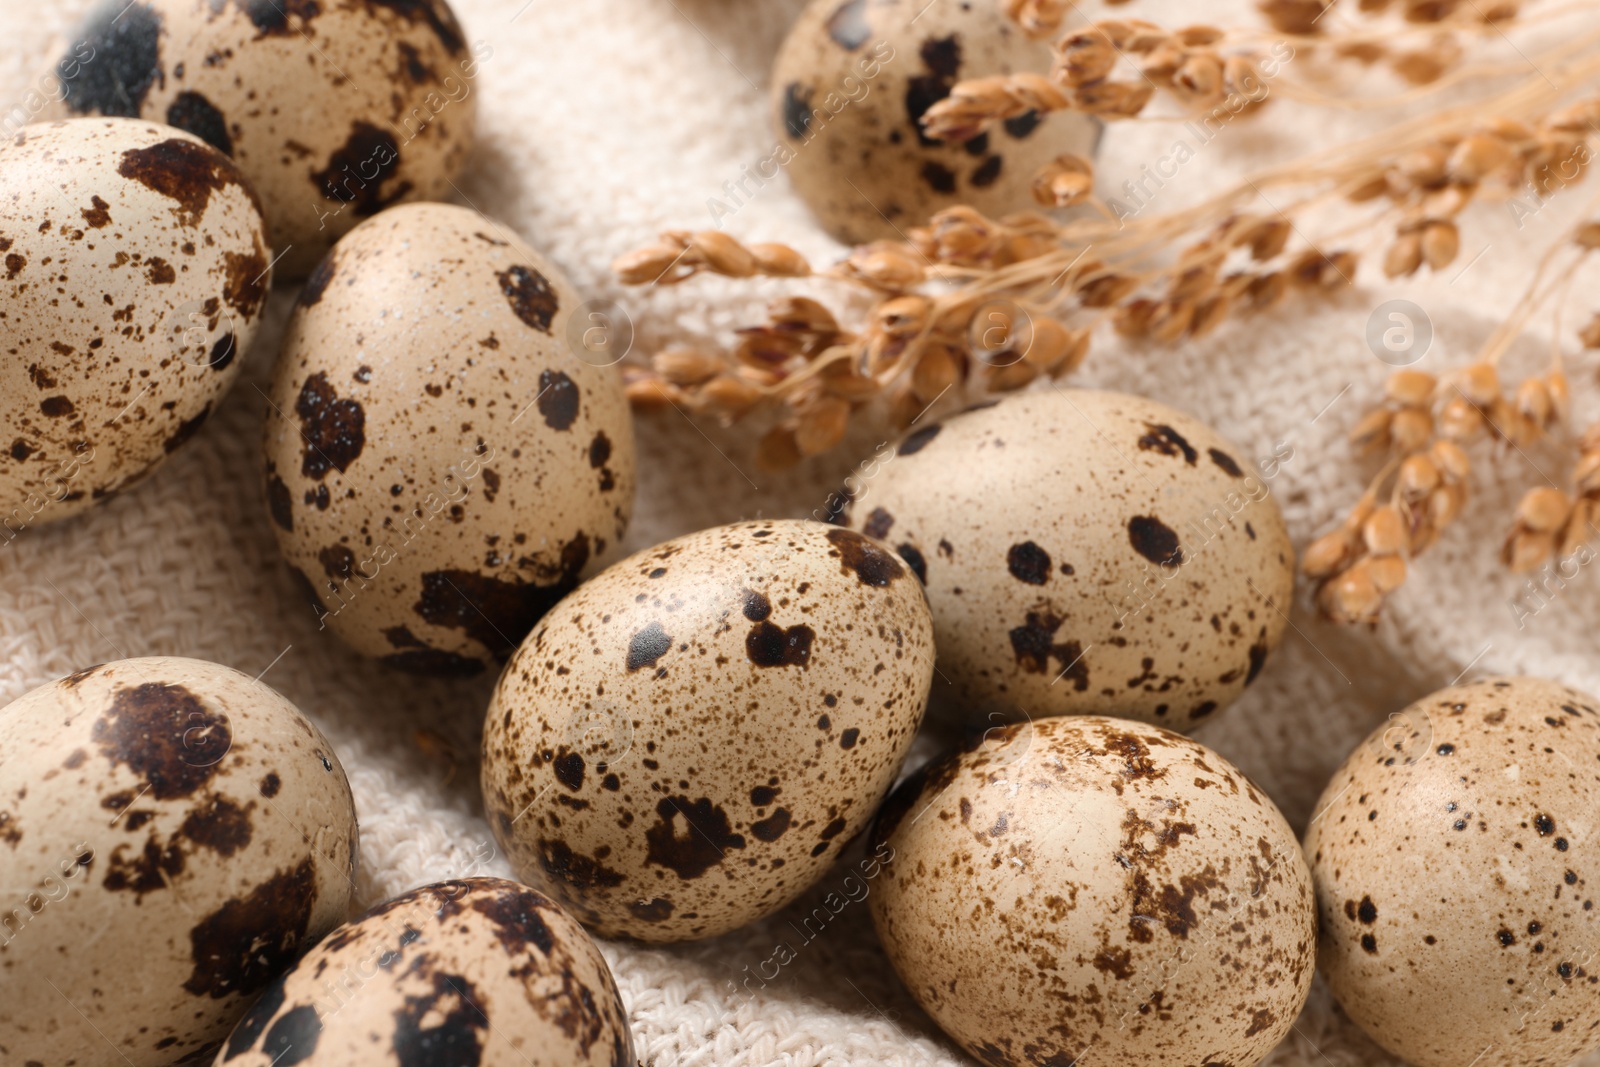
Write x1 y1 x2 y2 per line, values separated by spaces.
999 0 1074 38
921 73 1071 142
1258 0 1332 34
1032 153 1096 207
613 231 812 286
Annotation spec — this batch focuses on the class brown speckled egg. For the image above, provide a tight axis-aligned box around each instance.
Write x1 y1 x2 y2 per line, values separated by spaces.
481 519 935 942
870 715 1316 1067
1305 676 1600 1067
263 202 635 676
0 118 270 526
836 389 1293 731
0 657 358 1067
771 0 1099 244
44 0 479 278
215 878 633 1067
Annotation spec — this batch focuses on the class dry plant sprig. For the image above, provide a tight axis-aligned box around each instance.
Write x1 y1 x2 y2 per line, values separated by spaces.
614 24 1600 475
1308 211 1600 623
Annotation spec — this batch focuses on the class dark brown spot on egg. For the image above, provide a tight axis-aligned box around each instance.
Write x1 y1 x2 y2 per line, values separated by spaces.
184 858 317 999
1360 933 1378 954
93 682 230 799
209 332 238 371
896 543 927 583
1009 612 1087 689
9 439 35 460
742 589 772 622
118 138 243 228
298 251 337 308
1208 447 1244 477
536 369 580 429
905 36 961 147
260 1004 321 1066
471 888 554 954
1003 110 1042 138
631 897 674 922
223 980 286 1059
840 728 860 749
970 155 1002 187
826 528 904 586
554 750 585 792
1536 814 1556 836
265 474 294 533
415 555 585 659
746 621 814 668
295 372 365 478
39 396 75 418
260 773 281 798
166 91 233 155
81 195 112 229
898 423 941 455
751 808 792 842
537 838 624 891
862 506 894 539
750 785 779 806
645 796 745 879
61 2 164 117
235 0 322 36
782 83 814 139
627 621 672 672
589 431 612 468
1006 541 1051 585
1138 423 1198 464
224 247 269 316
1128 515 1183 567
1246 639 1269 685
392 972 487 1067
181 796 253 856
1356 895 1377 923
103 836 185 896
145 257 176 284
920 161 957 193
164 403 212 454
826 0 870 48
500 266 560 333
313 122 410 216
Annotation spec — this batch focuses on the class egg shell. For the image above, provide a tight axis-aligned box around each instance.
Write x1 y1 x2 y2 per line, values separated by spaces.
481 518 936 942
45 0 478 278
870 714 1316 1067
838 389 1294 731
1305 676 1600 1067
771 0 1100 244
1 118 270 527
215 877 633 1067
263 202 636 676
0 657 358 1067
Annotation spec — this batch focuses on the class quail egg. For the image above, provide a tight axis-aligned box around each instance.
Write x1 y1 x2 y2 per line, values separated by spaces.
870 714 1316 1067
771 0 1099 243
216 877 634 1067
836 389 1294 731
46 0 481 278
1 117 270 528
482 519 935 942
1305 676 1600 1067
0 657 358 1066
263 202 635 675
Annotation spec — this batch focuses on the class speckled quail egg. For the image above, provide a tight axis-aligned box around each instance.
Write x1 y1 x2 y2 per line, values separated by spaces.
1 118 270 528
481 518 935 942
44 0 480 278
1305 676 1600 1067
0 657 358 1067
835 389 1294 731
771 0 1100 244
263 202 635 676
870 715 1316 1067
216 877 633 1067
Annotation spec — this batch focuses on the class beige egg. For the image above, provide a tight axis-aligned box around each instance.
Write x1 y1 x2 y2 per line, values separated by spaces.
0 657 358 1067
1305 676 1600 1067
0 118 270 529
481 519 935 942
770 0 1099 244
836 389 1294 731
44 0 479 278
216 877 633 1067
870 715 1316 1067
263 202 635 676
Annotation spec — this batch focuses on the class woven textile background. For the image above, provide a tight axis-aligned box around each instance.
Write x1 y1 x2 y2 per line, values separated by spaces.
3 1 1599 1065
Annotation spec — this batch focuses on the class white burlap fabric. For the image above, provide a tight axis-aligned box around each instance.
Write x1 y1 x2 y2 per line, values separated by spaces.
3 1 1598 1065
